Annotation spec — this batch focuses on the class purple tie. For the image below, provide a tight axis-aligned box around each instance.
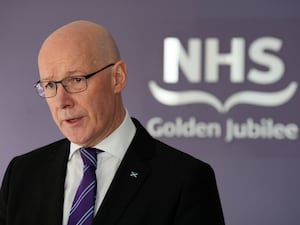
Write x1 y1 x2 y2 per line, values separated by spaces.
67 148 100 225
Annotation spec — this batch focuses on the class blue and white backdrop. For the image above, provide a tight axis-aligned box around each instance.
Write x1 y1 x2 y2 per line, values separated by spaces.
0 1 299 225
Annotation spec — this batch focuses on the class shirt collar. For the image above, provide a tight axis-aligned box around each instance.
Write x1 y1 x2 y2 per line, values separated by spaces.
70 109 136 160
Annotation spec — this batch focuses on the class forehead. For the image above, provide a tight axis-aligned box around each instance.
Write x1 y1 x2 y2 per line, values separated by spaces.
39 61 96 81
38 24 108 80
39 45 101 80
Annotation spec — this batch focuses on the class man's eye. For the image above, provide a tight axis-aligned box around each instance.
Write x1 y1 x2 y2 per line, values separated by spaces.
70 77 85 83
44 82 56 90
65 77 84 86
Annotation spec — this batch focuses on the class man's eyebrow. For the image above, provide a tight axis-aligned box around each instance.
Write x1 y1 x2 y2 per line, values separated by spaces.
41 69 86 81
65 69 86 76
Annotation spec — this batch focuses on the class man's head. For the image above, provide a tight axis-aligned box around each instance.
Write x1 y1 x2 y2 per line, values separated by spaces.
38 20 127 147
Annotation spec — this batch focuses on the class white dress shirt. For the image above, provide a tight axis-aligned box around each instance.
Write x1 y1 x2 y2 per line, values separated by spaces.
62 111 136 225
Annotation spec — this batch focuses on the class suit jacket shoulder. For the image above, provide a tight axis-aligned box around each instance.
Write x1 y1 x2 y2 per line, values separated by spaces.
0 138 70 225
13 138 70 161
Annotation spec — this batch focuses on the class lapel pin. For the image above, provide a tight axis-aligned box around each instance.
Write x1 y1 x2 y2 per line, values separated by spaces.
130 171 138 178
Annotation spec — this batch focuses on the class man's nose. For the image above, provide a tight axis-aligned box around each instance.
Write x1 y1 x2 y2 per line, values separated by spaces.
54 83 74 109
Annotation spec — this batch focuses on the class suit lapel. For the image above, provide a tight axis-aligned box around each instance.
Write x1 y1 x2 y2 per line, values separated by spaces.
93 119 154 225
41 139 70 225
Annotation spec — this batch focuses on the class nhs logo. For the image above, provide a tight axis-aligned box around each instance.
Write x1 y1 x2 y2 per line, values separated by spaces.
149 37 298 113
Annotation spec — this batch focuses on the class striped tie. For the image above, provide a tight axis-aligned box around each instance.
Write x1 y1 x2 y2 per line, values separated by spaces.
67 148 100 225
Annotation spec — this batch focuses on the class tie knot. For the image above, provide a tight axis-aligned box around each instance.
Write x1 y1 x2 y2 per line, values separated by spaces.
79 147 100 168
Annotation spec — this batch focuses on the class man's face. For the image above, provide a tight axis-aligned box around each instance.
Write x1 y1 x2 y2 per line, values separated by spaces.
38 22 127 147
39 49 125 147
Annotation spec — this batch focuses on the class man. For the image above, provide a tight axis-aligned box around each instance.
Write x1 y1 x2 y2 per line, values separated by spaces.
0 20 225 225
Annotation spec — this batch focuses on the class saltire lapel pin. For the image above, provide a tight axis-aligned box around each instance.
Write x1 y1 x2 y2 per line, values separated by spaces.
130 171 139 178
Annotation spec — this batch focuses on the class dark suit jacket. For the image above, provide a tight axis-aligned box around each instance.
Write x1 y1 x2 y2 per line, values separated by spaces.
0 118 225 225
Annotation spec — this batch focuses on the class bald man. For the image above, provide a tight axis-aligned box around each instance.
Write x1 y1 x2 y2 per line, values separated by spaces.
0 21 225 225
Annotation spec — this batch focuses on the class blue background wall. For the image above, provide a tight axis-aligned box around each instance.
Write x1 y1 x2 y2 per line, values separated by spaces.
0 1 299 225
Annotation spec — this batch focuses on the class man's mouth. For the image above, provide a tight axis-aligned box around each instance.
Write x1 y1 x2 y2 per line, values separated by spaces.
67 118 78 122
65 117 83 124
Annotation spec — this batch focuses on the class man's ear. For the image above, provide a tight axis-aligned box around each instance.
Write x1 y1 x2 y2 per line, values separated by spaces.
112 60 127 93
